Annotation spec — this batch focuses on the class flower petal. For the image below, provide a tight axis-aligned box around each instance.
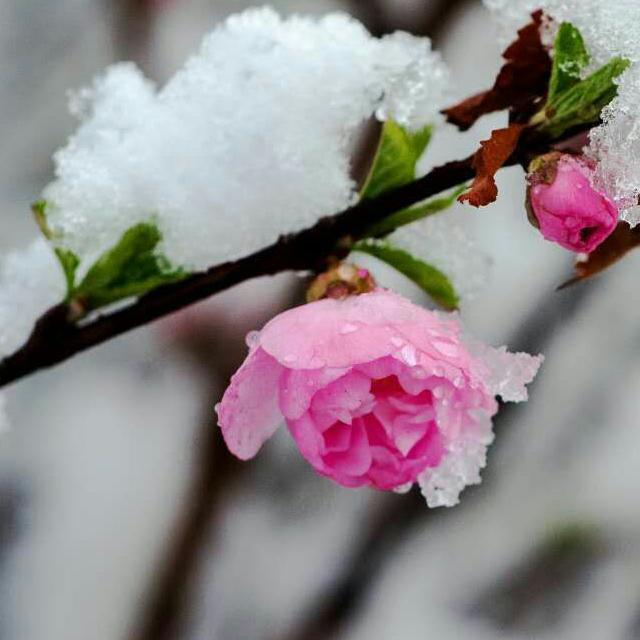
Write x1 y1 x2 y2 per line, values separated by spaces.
216 347 284 460
259 289 435 369
279 366 348 420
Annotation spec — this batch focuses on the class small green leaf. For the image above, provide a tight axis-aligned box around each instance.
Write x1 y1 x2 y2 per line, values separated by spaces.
365 184 467 238
32 200 54 240
353 240 459 310
32 200 80 299
76 222 187 309
547 22 590 104
541 56 630 138
55 249 80 299
360 121 432 200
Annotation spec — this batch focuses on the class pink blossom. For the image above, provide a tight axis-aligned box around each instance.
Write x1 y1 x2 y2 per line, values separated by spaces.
215 289 542 507
527 153 619 253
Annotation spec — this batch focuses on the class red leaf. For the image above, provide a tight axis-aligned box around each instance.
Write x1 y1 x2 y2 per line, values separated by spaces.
458 124 525 208
442 10 551 131
559 222 640 288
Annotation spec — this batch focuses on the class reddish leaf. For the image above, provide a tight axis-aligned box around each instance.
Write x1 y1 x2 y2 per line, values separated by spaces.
442 10 551 131
458 124 525 208
559 222 640 288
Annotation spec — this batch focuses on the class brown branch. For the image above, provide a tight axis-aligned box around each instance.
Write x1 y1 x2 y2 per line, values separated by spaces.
0 155 477 389
108 0 157 76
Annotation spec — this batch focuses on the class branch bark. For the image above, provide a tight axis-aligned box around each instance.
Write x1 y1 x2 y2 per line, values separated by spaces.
0 155 477 389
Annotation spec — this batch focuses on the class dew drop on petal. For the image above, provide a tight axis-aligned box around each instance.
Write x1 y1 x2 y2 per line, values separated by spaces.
245 330 260 348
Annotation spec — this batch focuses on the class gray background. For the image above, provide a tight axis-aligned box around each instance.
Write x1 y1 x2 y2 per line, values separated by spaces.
0 1 639 639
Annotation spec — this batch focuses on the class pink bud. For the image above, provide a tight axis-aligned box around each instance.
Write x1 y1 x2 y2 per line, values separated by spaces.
526 153 618 253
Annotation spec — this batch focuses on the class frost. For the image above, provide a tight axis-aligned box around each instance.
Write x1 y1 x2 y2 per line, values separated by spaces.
0 239 66 358
416 331 543 506
43 7 449 272
389 210 492 300
465 334 544 402
419 421 494 508
484 0 640 224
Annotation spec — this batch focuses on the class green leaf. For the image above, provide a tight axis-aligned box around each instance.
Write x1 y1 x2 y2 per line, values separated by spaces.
76 222 187 309
353 240 459 310
541 56 630 138
547 22 590 104
32 200 53 240
365 184 467 238
32 200 80 299
55 249 80 299
360 121 432 200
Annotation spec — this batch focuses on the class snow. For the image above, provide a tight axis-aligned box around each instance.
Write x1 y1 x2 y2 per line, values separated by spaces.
43 7 449 273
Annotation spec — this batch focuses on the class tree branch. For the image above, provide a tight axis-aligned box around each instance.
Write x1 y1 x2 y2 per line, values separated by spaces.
0 155 477 388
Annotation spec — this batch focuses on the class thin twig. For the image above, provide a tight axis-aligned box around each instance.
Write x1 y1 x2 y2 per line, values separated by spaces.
0 155 477 389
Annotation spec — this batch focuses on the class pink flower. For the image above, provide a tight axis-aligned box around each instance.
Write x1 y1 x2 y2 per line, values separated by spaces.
215 289 542 507
527 153 618 253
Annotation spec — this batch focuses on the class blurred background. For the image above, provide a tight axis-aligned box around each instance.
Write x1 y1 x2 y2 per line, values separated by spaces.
1 1 639 639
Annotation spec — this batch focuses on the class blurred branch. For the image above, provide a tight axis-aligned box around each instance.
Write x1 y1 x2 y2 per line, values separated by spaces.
344 0 389 37
283 490 429 640
126 325 246 640
281 276 596 640
129 284 306 640
109 0 157 74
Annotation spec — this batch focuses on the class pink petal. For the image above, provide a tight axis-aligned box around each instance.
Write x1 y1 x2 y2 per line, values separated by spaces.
278 366 348 420
286 412 328 471
216 347 284 460
322 418 372 477
258 289 436 369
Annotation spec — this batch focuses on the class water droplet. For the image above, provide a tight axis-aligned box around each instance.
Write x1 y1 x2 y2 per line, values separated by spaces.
391 336 405 348
245 330 260 348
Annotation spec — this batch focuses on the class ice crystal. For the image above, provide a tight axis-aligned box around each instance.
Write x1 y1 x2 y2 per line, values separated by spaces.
484 0 640 224
43 7 449 272
419 421 494 508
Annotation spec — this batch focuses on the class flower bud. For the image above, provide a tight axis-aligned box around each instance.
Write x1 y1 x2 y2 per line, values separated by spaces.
526 152 618 253
306 262 376 302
